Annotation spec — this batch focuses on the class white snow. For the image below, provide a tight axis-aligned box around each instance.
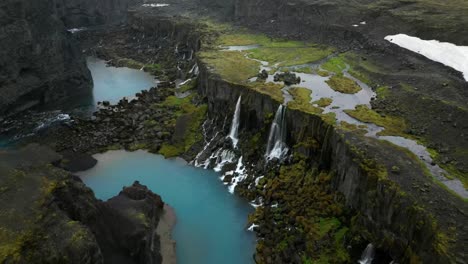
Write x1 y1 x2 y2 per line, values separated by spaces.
142 3 169 7
67 27 86 34
385 34 468 81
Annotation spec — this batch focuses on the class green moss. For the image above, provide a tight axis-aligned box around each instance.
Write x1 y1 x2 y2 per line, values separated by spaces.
376 86 390 99
288 87 323 114
294 67 314 74
117 58 144 69
312 97 332 107
251 159 348 263
218 33 271 46
157 93 207 158
184 105 208 151
159 144 184 158
427 147 468 189
199 51 260 84
321 56 347 74
144 63 162 74
160 95 192 108
127 143 148 151
248 44 334 67
359 158 388 181
320 112 337 125
249 81 284 102
338 121 367 135
179 79 197 93
326 74 362 94
344 105 407 137
317 218 341 239
317 70 330 77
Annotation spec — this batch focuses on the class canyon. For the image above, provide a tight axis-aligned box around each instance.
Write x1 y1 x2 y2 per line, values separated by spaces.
0 0 467 263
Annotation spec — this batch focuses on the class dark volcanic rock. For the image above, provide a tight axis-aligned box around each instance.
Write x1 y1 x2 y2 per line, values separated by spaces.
274 72 301 85
0 0 92 116
0 145 165 264
54 0 141 28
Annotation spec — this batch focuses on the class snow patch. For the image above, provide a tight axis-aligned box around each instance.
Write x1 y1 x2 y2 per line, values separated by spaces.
142 3 169 7
67 27 86 34
385 34 468 81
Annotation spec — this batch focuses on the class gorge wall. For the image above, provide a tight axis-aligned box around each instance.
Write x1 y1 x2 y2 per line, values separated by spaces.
54 0 141 28
120 9 467 262
233 0 468 45
0 0 92 116
196 62 467 263
0 144 166 263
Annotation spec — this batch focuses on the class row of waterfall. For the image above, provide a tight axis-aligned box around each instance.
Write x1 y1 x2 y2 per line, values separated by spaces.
228 96 242 148
192 96 289 194
265 104 289 160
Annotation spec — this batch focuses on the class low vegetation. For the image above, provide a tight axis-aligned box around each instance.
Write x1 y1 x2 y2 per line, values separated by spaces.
313 97 333 107
344 105 407 136
156 95 207 158
326 74 362 94
249 159 350 263
198 51 260 84
288 87 323 114
249 81 284 103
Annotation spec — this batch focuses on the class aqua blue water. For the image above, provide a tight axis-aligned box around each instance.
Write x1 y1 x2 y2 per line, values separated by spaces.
87 57 157 105
0 59 157 147
77 150 255 264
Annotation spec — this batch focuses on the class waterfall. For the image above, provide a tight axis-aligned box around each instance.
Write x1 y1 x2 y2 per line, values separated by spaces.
213 149 236 172
265 105 288 160
228 96 242 148
358 244 375 264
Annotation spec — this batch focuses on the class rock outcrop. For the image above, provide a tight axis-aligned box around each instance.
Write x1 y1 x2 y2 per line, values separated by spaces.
54 0 141 28
0 144 165 264
0 0 92 116
233 0 468 45
195 59 468 263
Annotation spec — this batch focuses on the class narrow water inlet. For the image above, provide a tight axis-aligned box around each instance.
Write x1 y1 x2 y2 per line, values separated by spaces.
77 150 256 264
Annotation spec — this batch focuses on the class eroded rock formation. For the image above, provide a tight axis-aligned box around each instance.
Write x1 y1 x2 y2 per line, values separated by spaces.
0 0 92 116
0 144 165 264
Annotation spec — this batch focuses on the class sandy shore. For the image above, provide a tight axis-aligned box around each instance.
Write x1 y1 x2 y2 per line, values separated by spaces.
157 204 177 264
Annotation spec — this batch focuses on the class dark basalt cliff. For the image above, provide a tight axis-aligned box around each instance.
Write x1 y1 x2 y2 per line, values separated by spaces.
196 61 468 263
233 0 468 45
0 145 165 264
0 0 92 116
54 0 141 28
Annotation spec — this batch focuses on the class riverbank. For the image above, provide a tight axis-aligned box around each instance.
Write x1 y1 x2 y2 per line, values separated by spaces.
157 205 177 264
1 0 467 263
77 150 256 264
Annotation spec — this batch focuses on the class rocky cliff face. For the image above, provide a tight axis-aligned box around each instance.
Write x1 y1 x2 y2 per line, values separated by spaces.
0 145 165 264
195 61 468 263
0 0 92 116
54 0 141 28
233 0 468 45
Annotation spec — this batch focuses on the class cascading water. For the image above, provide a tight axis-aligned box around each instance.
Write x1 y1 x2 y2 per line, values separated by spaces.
265 105 288 160
228 96 242 148
213 149 236 172
358 243 375 264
